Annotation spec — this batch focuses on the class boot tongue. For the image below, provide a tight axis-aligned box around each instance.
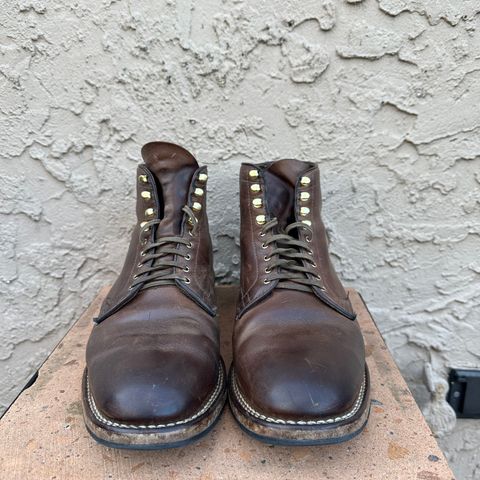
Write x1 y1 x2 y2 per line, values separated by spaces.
141 142 198 235
264 159 312 228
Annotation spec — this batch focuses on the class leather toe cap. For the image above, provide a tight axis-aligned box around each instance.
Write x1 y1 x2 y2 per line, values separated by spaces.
235 352 365 421
234 294 366 422
88 348 220 426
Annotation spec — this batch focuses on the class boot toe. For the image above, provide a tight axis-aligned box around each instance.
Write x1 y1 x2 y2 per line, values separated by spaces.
234 299 366 422
235 355 365 422
88 349 219 427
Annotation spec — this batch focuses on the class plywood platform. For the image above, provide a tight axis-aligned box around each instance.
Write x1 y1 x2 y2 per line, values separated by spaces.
0 287 454 480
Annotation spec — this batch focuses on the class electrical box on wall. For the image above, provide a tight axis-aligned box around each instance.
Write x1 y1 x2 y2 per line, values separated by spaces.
447 369 480 418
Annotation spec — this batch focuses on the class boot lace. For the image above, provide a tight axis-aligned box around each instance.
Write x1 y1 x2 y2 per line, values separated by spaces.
131 205 198 290
260 218 325 292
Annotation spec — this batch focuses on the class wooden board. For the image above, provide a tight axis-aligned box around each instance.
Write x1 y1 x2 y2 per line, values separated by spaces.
0 287 455 480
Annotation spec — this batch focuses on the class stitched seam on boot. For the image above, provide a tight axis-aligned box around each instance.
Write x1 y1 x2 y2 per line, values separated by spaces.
232 371 366 425
87 367 224 429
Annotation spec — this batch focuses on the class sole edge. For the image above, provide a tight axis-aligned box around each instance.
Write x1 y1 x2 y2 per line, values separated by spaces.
228 366 371 446
82 365 227 450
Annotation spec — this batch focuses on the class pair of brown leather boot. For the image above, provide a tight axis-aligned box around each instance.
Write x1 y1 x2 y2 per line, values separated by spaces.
82 142 370 449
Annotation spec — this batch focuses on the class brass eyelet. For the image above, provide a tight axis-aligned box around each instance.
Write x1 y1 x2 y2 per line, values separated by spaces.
140 251 146 257
255 214 266 225
183 266 190 272
259 232 266 237
265 267 271 274
137 263 143 268
311 262 317 268
300 206 310 216
187 242 192 249
252 198 262 208
306 236 312 243
264 255 271 262
185 254 191 260
300 192 310 201
263 279 271 284
300 176 311 186
261 242 268 249
183 277 191 284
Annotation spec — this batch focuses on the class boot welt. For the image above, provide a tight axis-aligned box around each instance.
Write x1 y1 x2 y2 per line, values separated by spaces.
228 366 370 446
82 364 227 450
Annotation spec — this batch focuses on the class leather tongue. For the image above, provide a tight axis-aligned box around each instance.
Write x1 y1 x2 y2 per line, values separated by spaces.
264 159 311 228
141 142 198 235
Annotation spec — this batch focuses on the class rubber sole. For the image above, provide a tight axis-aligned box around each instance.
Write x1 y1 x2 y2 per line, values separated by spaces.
82 364 227 450
228 366 371 446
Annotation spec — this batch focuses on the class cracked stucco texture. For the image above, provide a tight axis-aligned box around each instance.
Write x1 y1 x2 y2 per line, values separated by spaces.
1 0 479 477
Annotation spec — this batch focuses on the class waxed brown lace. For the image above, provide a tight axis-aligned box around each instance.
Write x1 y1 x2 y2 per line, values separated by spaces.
260 218 325 292
131 205 198 290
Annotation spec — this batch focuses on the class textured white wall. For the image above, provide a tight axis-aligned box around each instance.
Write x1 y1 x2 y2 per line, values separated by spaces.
1 0 480 477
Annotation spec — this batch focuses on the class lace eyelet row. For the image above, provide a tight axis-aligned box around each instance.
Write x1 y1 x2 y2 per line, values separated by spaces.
248 169 266 227
182 172 207 284
134 171 204 288
299 176 322 286
248 167 273 286
299 175 311 228
182 237 193 284
187 173 207 230
138 173 155 233
182 253 191 283
133 175 150 289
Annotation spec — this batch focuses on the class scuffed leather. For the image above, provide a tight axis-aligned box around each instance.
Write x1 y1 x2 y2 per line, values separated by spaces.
233 159 365 421
87 287 219 424
237 160 355 319
97 144 216 322
86 142 221 426
234 290 365 420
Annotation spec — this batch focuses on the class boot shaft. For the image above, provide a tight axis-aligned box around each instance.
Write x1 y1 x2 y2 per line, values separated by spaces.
96 142 216 323
238 159 355 319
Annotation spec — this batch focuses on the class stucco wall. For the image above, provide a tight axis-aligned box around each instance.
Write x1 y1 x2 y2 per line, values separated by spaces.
1 0 479 477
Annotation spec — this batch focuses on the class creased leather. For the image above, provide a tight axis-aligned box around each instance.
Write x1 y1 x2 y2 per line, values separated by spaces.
86 142 221 426
233 159 365 422
237 161 355 319
97 145 216 322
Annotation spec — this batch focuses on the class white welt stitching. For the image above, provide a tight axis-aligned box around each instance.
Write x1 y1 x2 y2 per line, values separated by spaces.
87 367 224 429
232 371 366 425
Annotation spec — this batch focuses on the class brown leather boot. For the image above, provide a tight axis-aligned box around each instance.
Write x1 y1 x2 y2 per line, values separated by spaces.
229 159 370 445
82 142 227 449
